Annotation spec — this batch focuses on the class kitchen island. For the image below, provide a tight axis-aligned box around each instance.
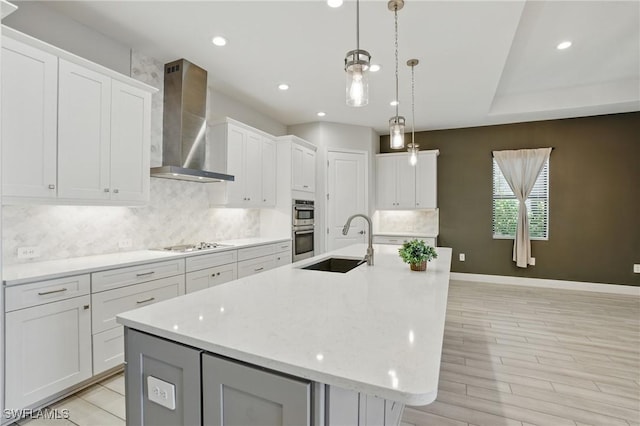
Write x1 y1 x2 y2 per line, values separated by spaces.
117 244 452 425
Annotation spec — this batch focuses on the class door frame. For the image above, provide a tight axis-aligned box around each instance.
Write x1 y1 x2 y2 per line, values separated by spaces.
325 148 369 253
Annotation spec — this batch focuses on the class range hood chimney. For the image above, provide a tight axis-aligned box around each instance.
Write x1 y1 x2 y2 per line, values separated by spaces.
150 59 234 183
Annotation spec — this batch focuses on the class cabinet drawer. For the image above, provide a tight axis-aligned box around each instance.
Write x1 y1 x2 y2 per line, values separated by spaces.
237 255 275 278
186 250 237 273
237 244 275 261
92 258 185 293
93 326 124 375
91 275 185 334
5 274 90 312
274 240 292 254
274 251 292 267
186 263 238 294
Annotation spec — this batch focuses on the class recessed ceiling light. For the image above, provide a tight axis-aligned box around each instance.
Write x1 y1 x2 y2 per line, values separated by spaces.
278 83 289 91
556 40 572 50
390 100 399 106
327 0 343 8
317 112 326 117
212 36 227 47
370 64 381 72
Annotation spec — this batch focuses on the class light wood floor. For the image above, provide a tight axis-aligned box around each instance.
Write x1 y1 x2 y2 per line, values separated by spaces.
15 280 640 426
403 281 640 426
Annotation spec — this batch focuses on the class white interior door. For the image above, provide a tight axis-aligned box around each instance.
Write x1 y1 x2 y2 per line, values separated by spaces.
327 150 367 251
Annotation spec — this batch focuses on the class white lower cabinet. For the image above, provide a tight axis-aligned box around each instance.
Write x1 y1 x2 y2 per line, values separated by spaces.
5 295 92 409
185 263 237 294
91 274 185 374
202 353 311 426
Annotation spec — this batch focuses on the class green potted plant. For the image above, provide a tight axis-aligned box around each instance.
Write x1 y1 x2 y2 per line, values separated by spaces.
398 239 438 271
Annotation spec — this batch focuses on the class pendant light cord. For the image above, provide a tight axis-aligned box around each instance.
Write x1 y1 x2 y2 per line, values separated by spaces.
356 0 360 52
411 64 415 145
394 7 399 118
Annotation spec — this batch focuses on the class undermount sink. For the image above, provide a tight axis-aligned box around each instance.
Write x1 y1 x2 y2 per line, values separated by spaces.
301 257 366 273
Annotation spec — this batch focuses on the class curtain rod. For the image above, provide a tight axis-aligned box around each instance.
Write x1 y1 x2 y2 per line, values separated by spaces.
491 147 554 157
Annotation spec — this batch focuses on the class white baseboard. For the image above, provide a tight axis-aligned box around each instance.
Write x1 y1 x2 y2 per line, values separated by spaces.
450 272 640 296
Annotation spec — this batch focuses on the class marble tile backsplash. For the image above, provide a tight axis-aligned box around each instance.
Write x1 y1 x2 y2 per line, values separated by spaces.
373 209 439 235
3 178 260 264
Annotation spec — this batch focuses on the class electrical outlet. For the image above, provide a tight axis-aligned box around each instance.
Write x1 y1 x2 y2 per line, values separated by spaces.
530 257 536 266
17 246 40 259
147 376 176 410
459 253 465 262
634 264 640 274
118 239 133 249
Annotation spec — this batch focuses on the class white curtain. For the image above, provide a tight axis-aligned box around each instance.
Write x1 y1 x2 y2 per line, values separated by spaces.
493 148 552 268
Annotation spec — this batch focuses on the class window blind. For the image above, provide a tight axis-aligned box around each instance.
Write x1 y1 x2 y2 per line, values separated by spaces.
492 158 549 240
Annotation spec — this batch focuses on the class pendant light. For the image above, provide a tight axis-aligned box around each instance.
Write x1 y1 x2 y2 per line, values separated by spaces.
407 59 419 166
345 0 371 107
388 0 405 149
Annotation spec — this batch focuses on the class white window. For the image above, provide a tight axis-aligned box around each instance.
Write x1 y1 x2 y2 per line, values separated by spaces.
492 158 549 240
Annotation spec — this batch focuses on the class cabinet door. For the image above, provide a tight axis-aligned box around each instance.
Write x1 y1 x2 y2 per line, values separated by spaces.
415 152 437 208
5 295 92 409
226 125 246 205
245 131 263 205
58 59 111 200
202 353 310 426
291 144 305 191
1 37 58 198
110 80 151 203
395 156 416 208
262 137 276 206
302 148 316 193
376 156 397 209
185 263 238 294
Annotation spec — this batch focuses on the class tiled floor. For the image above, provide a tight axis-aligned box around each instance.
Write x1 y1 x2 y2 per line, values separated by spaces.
15 280 640 426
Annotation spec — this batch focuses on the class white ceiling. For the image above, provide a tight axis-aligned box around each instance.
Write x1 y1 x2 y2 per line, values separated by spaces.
39 0 640 132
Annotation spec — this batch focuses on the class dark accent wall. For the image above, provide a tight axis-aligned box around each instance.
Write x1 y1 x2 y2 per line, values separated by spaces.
380 112 640 286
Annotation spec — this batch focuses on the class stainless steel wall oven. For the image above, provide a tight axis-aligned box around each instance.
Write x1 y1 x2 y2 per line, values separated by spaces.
292 199 315 262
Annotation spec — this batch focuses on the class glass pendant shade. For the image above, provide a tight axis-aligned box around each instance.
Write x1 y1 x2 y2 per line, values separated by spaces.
389 116 405 149
408 144 419 166
345 50 370 107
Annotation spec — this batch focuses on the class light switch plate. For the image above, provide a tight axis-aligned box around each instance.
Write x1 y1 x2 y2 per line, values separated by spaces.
459 253 465 262
17 246 40 259
147 376 176 410
634 264 640 274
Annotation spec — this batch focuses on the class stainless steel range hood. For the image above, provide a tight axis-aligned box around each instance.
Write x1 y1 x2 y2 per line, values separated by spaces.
150 59 234 183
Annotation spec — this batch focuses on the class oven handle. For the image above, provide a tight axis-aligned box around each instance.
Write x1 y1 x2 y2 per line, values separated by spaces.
294 230 315 235
294 206 315 211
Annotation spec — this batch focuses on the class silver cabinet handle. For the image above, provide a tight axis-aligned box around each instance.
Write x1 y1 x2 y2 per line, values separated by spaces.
48 184 56 189
276 257 281 260
113 189 119 194
303 185 309 188
359 230 365 235
84 304 90 310
136 271 155 277
136 297 155 304
211 272 221 277
264 199 267 202
104 188 110 193
389 239 398 242
254 267 264 272
38 287 67 296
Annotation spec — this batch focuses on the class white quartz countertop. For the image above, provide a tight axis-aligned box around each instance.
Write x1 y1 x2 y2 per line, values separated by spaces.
117 244 452 405
3 237 290 286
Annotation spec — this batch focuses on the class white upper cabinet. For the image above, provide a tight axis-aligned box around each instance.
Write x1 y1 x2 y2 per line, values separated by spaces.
415 151 438 208
1 28 155 205
261 137 276 206
292 144 316 193
208 118 277 208
376 151 438 210
1 37 58 198
57 59 112 201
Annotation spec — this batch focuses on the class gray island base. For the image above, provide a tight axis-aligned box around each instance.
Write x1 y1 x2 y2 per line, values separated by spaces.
125 328 404 426
117 244 452 426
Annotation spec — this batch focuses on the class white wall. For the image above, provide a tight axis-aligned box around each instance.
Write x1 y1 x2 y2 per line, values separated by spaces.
209 89 287 137
3 1 131 74
288 121 379 253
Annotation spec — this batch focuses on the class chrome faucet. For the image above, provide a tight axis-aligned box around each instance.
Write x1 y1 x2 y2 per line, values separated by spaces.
342 213 374 266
